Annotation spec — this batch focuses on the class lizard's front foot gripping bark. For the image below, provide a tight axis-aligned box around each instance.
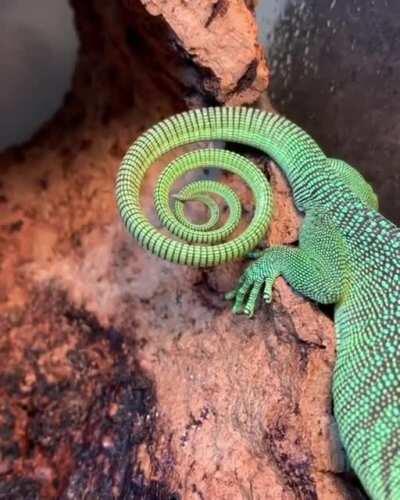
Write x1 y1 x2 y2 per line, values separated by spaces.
225 252 280 317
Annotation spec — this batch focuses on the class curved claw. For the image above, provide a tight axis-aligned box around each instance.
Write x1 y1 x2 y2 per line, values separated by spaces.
231 279 252 313
263 278 274 303
243 280 263 317
264 292 272 304
225 289 237 300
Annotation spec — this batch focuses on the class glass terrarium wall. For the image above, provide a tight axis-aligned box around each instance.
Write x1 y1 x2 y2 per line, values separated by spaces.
0 0 78 150
257 0 400 225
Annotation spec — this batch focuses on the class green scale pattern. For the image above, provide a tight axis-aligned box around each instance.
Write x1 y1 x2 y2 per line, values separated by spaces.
116 106 400 499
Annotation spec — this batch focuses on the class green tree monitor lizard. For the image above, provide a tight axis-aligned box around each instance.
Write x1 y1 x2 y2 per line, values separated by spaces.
115 106 400 499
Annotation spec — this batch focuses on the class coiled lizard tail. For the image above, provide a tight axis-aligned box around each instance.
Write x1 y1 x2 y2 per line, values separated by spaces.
115 107 328 266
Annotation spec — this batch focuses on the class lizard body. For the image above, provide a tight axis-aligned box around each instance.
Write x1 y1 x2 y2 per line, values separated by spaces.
116 106 400 499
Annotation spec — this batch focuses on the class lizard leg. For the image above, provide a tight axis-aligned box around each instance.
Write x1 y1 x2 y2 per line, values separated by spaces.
226 211 347 316
329 158 378 209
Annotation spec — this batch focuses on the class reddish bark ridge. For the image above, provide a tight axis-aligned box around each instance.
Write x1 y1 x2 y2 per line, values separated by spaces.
0 1 362 498
123 0 269 106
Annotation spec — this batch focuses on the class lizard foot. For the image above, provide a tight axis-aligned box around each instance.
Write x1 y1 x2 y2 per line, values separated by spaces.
225 254 278 317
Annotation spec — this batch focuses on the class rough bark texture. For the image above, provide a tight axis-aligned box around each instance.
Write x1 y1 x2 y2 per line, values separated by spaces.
134 0 269 105
0 1 363 499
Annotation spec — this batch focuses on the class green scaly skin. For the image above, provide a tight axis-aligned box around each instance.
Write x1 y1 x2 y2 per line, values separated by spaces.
116 106 400 499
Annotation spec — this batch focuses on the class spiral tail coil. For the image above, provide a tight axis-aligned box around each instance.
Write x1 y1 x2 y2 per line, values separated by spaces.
116 107 328 267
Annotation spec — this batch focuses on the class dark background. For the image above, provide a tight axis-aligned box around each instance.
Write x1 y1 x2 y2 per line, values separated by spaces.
258 0 400 225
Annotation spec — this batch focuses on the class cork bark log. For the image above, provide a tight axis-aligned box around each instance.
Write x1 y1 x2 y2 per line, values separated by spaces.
0 1 363 498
